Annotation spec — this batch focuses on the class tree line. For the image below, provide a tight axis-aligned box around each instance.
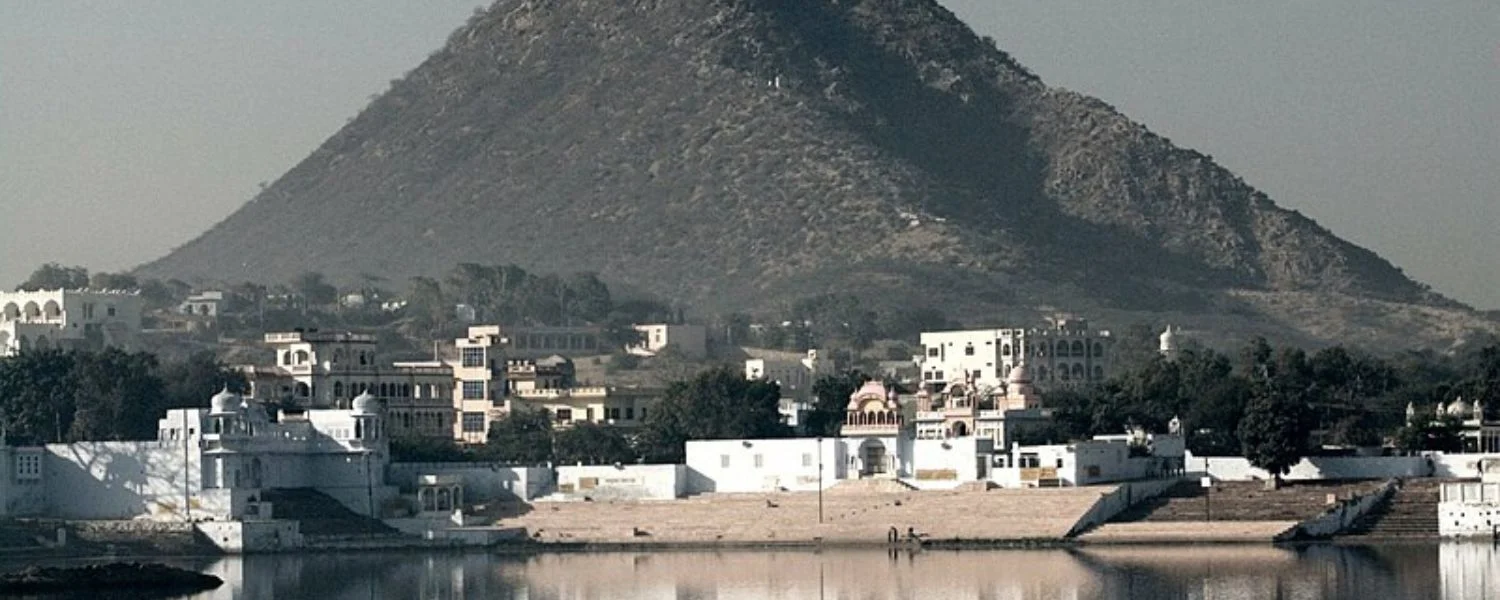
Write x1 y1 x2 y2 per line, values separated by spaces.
0 350 246 445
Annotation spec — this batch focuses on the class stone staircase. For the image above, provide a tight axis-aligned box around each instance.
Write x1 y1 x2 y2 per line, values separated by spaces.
1339 479 1442 539
1082 479 1386 543
827 478 918 494
260 488 401 537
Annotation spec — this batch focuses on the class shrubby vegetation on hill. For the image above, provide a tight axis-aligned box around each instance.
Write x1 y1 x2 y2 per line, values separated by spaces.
132 0 1481 348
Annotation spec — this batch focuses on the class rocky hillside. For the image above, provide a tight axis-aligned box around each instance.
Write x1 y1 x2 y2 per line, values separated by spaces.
139 0 1486 345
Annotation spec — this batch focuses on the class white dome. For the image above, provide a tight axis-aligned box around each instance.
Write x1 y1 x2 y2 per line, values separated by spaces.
1008 364 1032 384
1447 399 1472 417
209 388 239 415
352 391 379 415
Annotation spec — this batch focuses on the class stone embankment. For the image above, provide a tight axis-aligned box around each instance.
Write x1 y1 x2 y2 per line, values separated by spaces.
490 486 1111 546
1080 479 1390 544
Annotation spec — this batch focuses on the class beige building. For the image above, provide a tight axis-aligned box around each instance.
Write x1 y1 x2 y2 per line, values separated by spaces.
914 364 1049 446
506 325 603 358
509 385 660 429
240 330 455 442
448 326 508 444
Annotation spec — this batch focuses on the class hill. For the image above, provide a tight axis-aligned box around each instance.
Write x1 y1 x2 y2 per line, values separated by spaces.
137 0 1493 347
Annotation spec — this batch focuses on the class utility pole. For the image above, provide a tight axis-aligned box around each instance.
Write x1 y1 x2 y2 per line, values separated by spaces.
816 437 824 524
182 409 192 523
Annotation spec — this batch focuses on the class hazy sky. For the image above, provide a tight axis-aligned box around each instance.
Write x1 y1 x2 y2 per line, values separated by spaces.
2 2 1496 308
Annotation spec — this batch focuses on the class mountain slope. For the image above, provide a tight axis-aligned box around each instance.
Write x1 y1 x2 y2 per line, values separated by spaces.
140 0 1473 343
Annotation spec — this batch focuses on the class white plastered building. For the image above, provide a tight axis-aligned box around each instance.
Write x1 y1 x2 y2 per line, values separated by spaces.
919 317 1112 391
0 289 142 356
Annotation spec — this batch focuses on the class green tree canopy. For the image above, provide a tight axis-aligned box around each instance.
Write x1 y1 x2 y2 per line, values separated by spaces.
15 263 90 291
639 366 789 462
553 423 637 465
484 408 554 464
1237 350 1314 486
805 371 866 436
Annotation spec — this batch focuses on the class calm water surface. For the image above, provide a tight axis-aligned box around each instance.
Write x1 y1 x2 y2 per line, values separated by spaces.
11 542 1500 599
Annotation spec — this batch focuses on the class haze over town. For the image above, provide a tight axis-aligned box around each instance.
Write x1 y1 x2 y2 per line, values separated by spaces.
2 1 1496 308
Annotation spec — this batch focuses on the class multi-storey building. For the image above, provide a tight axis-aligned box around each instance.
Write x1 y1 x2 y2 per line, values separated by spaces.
449 326 508 444
918 317 1113 391
0 289 142 356
744 349 835 404
240 330 455 441
506 325 603 358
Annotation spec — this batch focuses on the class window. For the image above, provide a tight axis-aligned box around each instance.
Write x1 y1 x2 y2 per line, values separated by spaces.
934 371 944 381
462 412 486 432
1002 344 1011 356
927 347 940 357
720 454 731 468
106 305 116 317
1019 453 1040 468
639 407 647 420
802 453 813 467
1056 458 1065 468
625 407 635 420
15 454 41 480
754 454 764 468
972 370 981 381
462 381 485 400
964 345 975 356
556 408 572 421
1093 343 1104 358
461 347 485 368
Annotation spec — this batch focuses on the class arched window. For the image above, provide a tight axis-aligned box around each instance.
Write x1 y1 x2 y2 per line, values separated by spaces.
1071 341 1084 357
1059 366 1071 381
1072 363 1085 379
1093 343 1104 357
1094 365 1105 380
294 350 309 364
2 303 19 321
1001 344 1011 356
296 382 310 397
359 352 368 366
22 302 40 320
42 300 61 319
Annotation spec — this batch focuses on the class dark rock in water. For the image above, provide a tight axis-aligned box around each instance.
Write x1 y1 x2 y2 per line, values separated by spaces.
0 562 222 597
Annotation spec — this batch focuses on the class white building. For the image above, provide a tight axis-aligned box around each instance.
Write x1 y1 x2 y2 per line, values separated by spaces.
0 289 142 356
745 349 835 403
178 290 225 317
919 317 1112 391
630 323 707 359
0 389 394 522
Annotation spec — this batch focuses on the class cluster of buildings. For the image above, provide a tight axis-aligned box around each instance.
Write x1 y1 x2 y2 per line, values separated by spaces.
0 289 142 356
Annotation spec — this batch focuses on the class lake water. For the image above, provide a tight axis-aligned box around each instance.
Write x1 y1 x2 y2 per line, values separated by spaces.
11 542 1500 599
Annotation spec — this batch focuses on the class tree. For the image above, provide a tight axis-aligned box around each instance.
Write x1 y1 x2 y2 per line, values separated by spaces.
68 349 164 441
553 423 637 465
0 350 77 444
485 408 554 464
15 263 89 291
391 437 471 462
88 272 139 291
639 367 789 462
405 276 449 333
1237 356 1312 488
1394 415 1463 453
139 278 191 311
805 371 865 436
292 271 339 307
158 352 247 411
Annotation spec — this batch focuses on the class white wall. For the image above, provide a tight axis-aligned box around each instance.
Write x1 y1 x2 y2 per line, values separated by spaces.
555 465 685 500
386 463 551 501
43 441 208 520
909 437 991 489
1187 452 1433 481
686 438 846 494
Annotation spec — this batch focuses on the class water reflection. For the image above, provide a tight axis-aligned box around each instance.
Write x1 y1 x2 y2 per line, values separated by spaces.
23 542 1500 599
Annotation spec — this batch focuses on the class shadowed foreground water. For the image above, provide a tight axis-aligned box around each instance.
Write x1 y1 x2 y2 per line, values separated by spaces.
12 542 1500 599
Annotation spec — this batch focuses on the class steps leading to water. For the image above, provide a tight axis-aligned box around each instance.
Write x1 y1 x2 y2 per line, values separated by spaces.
1338 479 1443 539
260 488 401 537
827 478 918 494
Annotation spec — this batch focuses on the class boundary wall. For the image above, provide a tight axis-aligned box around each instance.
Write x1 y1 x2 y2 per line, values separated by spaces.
1065 477 1182 537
